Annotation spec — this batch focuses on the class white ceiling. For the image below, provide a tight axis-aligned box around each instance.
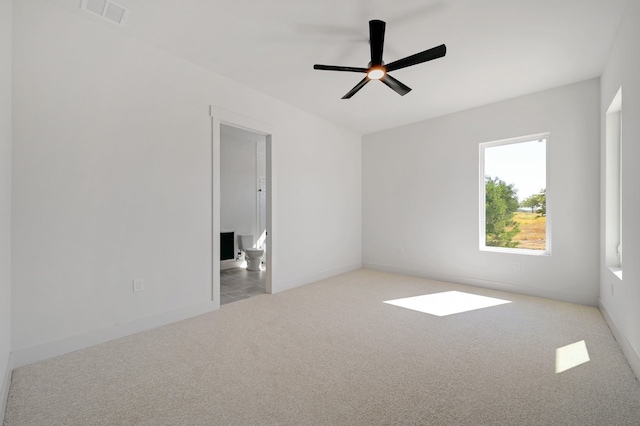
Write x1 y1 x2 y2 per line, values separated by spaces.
46 0 629 134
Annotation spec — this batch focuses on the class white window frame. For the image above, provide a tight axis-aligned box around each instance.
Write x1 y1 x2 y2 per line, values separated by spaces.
479 133 551 255
605 87 622 278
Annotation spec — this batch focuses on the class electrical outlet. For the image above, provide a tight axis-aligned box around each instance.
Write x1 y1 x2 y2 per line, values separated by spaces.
398 247 404 255
133 279 144 293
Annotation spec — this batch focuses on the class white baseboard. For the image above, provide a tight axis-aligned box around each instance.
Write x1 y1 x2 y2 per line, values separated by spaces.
599 300 640 381
274 263 362 294
12 301 217 369
1 353 12 424
363 262 598 306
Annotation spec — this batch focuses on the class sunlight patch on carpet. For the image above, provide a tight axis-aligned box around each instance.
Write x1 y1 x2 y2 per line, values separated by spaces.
384 291 512 317
556 340 590 373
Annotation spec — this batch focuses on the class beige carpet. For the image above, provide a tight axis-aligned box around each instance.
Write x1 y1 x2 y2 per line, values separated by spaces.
5 269 640 425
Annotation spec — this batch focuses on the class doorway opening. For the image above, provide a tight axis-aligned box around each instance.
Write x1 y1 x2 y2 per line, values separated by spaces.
211 107 273 308
219 124 267 304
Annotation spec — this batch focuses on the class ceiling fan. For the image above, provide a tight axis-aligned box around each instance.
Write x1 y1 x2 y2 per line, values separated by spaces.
313 20 446 99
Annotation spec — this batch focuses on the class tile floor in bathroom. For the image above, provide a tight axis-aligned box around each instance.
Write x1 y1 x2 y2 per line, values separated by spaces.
220 266 266 305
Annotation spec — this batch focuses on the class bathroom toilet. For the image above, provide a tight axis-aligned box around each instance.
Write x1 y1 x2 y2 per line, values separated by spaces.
244 248 264 271
238 234 264 271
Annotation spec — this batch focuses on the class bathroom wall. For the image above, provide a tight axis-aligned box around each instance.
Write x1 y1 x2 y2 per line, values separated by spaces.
0 0 12 418
599 0 640 377
220 125 265 259
363 78 600 305
12 0 362 366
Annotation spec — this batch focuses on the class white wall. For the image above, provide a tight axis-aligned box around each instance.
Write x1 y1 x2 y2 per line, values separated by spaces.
0 0 12 416
12 0 361 365
599 0 640 377
363 79 600 305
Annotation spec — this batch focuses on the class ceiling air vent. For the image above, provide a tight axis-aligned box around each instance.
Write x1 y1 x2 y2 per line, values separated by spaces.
81 0 130 26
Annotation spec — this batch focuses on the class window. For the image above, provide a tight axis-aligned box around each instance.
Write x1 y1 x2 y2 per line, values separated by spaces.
605 88 622 277
479 134 549 254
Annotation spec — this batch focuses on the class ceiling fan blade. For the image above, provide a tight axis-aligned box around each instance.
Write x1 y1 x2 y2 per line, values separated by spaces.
314 64 368 73
385 44 446 72
342 77 370 99
380 74 412 96
369 20 386 66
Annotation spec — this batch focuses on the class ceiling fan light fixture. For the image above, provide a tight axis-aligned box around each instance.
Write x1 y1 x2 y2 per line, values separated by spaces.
313 20 447 98
367 67 386 80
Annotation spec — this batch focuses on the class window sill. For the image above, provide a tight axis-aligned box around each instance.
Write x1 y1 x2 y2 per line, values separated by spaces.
480 246 550 256
608 267 623 280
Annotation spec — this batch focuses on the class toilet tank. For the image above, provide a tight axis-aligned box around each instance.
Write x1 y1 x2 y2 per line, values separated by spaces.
238 234 254 250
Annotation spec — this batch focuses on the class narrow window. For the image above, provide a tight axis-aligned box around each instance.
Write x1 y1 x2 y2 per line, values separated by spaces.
605 88 622 277
479 134 549 254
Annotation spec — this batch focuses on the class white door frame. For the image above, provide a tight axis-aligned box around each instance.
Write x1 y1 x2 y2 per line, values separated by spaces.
210 106 274 308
